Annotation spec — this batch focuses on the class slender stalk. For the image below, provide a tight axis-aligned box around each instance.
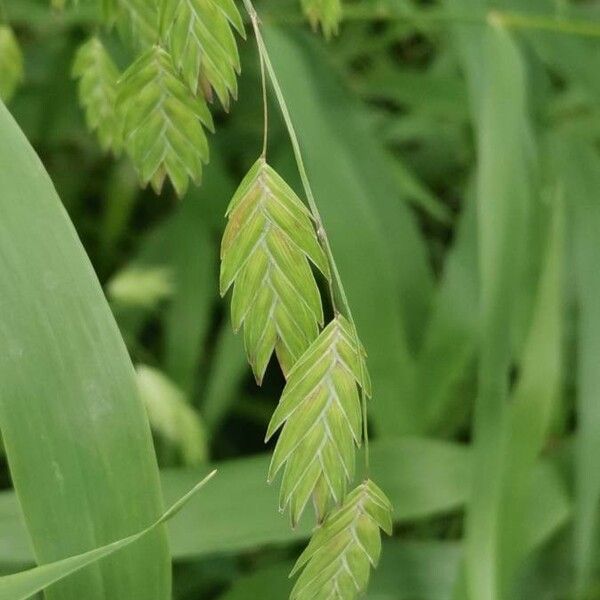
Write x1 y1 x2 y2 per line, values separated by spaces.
258 51 268 158
243 0 371 473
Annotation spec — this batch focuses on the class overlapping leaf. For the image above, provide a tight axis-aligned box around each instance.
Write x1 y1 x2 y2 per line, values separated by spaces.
0 26 24 103
290 479 392 600
160 0 244 107
300 0 342 38
266 315 371 525
73 37 122 153
220 158 330 383
117 45 214 196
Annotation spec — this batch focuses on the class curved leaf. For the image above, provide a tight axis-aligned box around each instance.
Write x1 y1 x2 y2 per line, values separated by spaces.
0 99 170 600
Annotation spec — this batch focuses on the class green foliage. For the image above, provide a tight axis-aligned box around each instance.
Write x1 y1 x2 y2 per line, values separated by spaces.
300 0 343 38
0 99 169 600
0 26 24 103
290 480 392 600
72 37 122 153
220 158 329 382
117 45 214 195
267 316 370 525
3 1 600 600
159 0 244 106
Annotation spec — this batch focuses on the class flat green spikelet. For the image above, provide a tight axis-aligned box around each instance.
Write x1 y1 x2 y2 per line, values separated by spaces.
266 315 371 526
160 0 245 107
117 45 214 196
103 0 159 47
220 158 330 383
72 37 122 154
290 479 393 600
300 0 343 38
0 26 24 103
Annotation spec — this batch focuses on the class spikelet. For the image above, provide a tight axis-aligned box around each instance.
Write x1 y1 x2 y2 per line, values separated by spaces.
72 37 122 154
301 0 343 38
116 46 214 196
266 316 371 525
159 0 245 108
290 480 393 600
220 158 330 383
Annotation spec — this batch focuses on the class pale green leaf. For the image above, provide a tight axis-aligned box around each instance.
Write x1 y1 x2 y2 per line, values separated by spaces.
0 97 169 599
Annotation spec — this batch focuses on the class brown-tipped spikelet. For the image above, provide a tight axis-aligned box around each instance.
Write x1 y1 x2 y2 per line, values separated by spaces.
220 157 330 384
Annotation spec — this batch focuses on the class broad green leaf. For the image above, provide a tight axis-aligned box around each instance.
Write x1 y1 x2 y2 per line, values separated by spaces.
499 197 564 592
452 15 535 600
264 27 432 435
72 37 122 153
301 0 342 38
417 182 478 434
0 26 24 103
0 473 214 600
136 365 208 465
290 480 393 600
159 0 244 106
117 46 214 196
0 101 169 598
266 316 370 525
0 438 571 566
220 157 329 383
557 137 600 595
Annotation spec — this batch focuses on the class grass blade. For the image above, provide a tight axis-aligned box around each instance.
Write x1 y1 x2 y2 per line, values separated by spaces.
557 137 600 596
0 473 215 600
499 197 564 591
454 18 535 599
0 100 170 599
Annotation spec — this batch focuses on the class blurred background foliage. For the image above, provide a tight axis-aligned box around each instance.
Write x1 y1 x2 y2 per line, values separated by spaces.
1 0 600 598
